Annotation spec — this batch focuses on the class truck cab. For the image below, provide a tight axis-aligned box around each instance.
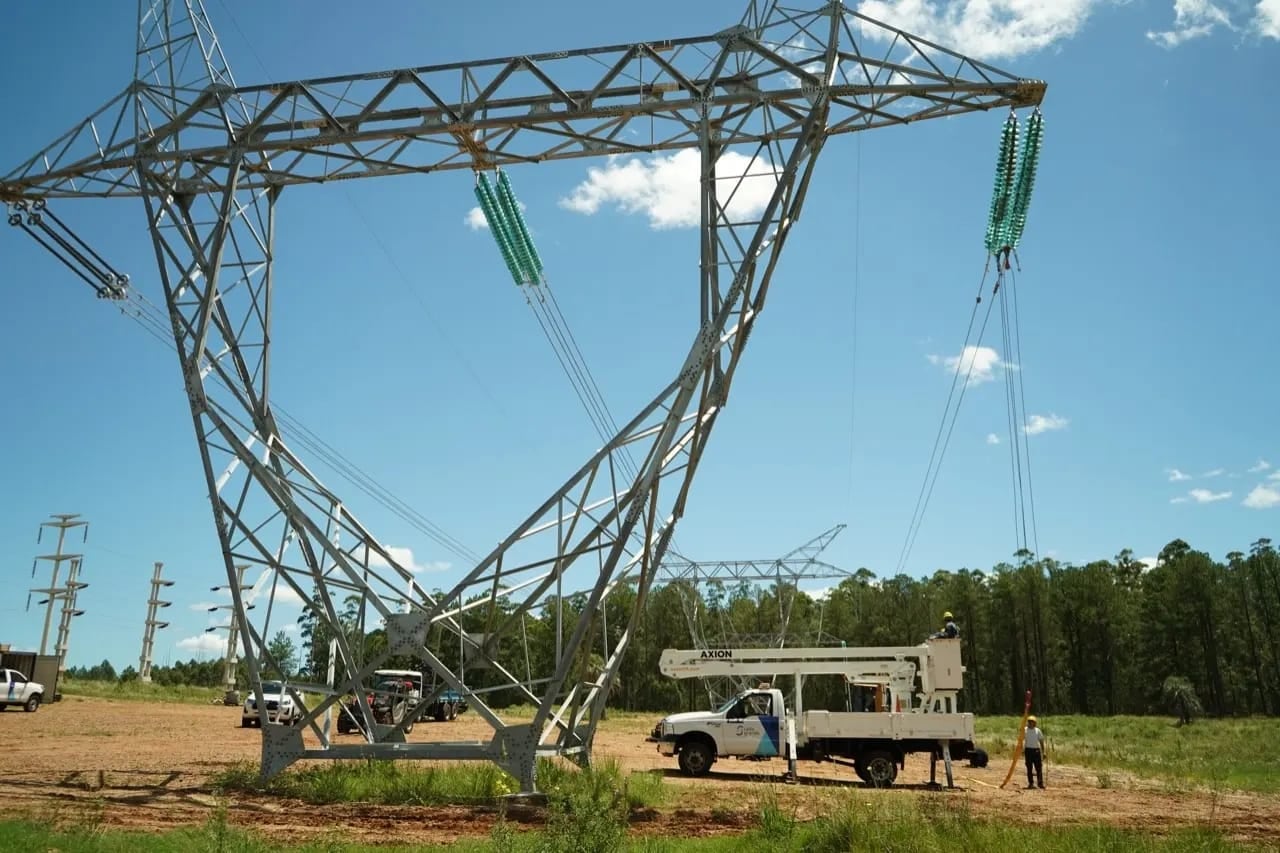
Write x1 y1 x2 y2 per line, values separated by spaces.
1 668 44 712
652 686 786 775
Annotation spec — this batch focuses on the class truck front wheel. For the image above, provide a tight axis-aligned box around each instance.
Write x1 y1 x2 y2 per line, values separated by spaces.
24 694 41 713
678 739 714 777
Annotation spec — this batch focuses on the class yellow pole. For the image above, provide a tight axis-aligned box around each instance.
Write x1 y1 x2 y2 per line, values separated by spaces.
999 689 1033 789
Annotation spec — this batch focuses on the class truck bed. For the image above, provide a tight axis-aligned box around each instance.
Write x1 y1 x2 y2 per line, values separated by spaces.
801 710 975 742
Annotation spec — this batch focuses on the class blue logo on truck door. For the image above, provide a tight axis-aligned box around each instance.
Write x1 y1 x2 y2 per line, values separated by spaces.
743 715 780 756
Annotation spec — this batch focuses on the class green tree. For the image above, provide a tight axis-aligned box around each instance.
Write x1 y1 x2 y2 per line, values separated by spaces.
266 630 298 679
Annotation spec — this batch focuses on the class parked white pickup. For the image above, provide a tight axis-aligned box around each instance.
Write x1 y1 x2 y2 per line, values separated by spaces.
1 668 44 712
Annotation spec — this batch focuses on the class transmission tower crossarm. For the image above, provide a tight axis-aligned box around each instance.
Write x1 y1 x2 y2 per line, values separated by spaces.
2 9 1044 200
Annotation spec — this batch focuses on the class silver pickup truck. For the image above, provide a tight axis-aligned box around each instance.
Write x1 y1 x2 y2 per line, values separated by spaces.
1 668 44 712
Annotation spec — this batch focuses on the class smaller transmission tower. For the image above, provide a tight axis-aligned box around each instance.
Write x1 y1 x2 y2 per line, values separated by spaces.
52 557 88 677
659 524 855 706
28 513 88 656
206 564 251 705
139 561 174 683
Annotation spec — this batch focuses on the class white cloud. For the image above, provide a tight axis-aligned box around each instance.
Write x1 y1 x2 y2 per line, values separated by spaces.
1188 488 1232 503
1269 470 1280 481
1248 459 1271 473
559 149 780 230
1170 497 1189 504
986 433 1001 445
349 544 450 575
855 0 1106 60
1147 0 1235 46
1243 484 1280 510
1166 468 1192 482
1259 0 1280 38
1202 468 1225 478
928 345 1005 385
176 633 226 654
1023 413 1068 435
1138 556 1161 570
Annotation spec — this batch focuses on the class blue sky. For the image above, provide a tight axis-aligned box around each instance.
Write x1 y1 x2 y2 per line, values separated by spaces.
1 0 1277 672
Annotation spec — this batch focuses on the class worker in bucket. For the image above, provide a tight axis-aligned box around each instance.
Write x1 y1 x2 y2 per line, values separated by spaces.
929 611 959 639
1023 716 1047 789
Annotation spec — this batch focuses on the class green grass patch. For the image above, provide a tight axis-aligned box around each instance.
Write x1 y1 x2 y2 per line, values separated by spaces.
0 814 478 852
214 758 518 805
975 714 1280 793
59 678 227 705
1 794 1264 852
212 756 667 811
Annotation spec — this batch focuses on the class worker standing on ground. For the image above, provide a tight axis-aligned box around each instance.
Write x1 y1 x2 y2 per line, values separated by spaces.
929 611 960 639
1024 716 1047 789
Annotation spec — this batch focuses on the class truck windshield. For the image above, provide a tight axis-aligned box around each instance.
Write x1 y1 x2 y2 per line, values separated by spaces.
716 696 741 714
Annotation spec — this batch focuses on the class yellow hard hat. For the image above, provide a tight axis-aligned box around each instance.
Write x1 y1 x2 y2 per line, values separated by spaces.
942 611 954 620
1027 716 1037 723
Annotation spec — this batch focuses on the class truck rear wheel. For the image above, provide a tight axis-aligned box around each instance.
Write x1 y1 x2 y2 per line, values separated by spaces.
858 750 898 787
678 739 714 777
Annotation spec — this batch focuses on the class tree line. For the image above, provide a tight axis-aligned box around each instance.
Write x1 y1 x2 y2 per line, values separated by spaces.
287 536 1279 718
72 535 1280 719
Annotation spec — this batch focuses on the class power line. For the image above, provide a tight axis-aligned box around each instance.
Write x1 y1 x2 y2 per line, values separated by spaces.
112 289 481 566
894 266 999 575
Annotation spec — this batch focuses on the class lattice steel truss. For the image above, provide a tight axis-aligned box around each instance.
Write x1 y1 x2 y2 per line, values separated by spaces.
662 524 854 706
1 1 1044 791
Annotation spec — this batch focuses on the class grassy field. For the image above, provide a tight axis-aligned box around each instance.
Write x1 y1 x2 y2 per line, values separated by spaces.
974 714 1280 793
0 798 1259 852
59 678 227 705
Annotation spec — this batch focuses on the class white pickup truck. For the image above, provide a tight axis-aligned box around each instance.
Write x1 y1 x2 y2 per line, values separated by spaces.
1 668 44 712
648 641 987 786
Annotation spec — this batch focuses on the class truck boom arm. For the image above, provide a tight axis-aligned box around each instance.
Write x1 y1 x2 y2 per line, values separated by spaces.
659 640 966 714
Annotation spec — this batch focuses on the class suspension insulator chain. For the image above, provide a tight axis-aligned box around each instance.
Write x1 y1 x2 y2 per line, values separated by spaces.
7 199 129 299
984 112 1019 256
1004 109 1045 250
492 180 538 285
474 169 547 288
497 170 545 279
475 174 526 286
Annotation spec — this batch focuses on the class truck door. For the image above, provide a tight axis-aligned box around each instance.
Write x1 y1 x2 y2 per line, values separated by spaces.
725 691 781 757
4 670 27 705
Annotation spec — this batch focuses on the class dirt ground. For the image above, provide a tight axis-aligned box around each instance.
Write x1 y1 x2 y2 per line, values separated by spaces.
2 696 1278 847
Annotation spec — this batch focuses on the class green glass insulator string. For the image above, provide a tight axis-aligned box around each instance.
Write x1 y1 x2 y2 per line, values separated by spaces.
1004 109 1045 249
492 172 539 284
497 170 546 278
475 174 525 286
984 112 1019 255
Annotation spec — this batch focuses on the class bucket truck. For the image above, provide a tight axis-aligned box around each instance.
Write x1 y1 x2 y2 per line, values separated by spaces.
647 639 986 787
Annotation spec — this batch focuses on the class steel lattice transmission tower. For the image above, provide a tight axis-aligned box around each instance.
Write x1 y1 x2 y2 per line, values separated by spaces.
660 524 854 706
0 1 1045 790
